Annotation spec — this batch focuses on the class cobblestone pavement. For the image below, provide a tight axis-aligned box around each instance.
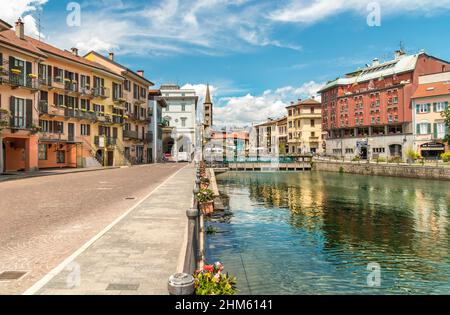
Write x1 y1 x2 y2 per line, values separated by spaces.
33 165 194 295
0 163 187 295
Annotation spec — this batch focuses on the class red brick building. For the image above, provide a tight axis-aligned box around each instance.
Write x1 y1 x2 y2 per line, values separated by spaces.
319 51 449 160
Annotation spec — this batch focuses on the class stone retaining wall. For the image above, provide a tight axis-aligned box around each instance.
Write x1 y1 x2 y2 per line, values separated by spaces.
313 161 450 181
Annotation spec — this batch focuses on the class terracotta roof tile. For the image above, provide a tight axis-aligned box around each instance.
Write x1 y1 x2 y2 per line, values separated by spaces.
0 29 46 57
412 82 450 99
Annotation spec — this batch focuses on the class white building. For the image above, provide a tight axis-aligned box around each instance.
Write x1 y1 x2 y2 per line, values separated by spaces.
160 84 199 160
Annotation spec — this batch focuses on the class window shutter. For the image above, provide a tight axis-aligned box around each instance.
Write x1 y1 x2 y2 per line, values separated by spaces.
26 99 33 128
54 93 59 106
87 124 91 136
433 103 437 112
9 56 15 69
416 104 420 114
416 124 420 135
9 96 15 126
427 123 431 134
47 65 52 85
26 61 32 76
0 53 3 66
445 101 449 110
434 123 438 139
49 120 53 133
54 66 58 78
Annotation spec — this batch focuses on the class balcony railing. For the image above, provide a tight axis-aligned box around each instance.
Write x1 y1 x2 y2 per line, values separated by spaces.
92 87 110 98
65 82 79 93
94 136 117 147
6 73 39 90
123 130 139 140
144 132 153 144
39 100 49 114
80 86 93 97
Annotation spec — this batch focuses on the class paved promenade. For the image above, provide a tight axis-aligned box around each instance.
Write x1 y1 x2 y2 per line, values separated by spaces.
23 165 194 295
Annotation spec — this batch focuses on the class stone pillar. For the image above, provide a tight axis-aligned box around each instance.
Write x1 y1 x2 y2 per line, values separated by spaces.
0 136 4 174
167 273 195 295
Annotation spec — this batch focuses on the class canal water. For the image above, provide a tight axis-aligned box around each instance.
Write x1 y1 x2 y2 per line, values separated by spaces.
206 171 450 295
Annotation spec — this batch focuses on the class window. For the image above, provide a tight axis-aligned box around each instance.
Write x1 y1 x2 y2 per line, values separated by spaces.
181 117 187 127
310 119 315 127
417 122 431 135
38 144 47 160
12 97 26 128
417 103 431 113
39 120 50 132
57 150 65 164
436 122 446 139
181 104 186 111
94 104 104 113
435 102 448 112
373 148 385 153
81 124 90 136
311 107 314 114
80 99 90 111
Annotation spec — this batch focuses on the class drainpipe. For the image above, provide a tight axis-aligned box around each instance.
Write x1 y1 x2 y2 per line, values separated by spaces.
152 99 157 163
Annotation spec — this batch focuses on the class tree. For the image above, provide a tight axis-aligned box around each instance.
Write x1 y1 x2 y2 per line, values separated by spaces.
0 109 10 129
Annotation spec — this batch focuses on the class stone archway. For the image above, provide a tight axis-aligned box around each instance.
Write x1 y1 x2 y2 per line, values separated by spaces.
163 137 174 156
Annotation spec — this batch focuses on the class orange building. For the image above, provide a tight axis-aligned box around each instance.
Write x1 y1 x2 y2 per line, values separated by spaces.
0 18 129 172
0 19 43 172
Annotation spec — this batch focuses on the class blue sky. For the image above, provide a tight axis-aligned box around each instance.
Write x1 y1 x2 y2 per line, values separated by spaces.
2 0 450 126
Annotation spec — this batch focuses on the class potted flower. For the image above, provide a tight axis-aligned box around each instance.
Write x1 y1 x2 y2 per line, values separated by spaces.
28 73 37 79
194 262 237 295
200 177 210 190
11 68 22 75
196 188 215 215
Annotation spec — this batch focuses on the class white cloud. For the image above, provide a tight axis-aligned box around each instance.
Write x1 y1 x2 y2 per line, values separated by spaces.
0 0 47 38
213 81 324 127
269 0 450 24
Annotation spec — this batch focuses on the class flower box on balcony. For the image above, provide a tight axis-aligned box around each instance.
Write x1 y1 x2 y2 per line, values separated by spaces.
28 73 37 79
11 69 22 74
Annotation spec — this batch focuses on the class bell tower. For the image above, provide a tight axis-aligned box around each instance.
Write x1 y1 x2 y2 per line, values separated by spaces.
203 84 213 128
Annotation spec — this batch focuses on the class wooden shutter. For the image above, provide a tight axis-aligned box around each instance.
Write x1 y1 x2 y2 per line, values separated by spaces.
9 56 15 69
433 103 437 112
54 93 59 106
434 123 438 139
416 104 420 114
0 52 3 66
26 61 32 76
416 124 420 135
47 65 52 85
26 99 33 128
427 123 431 134
87 124 91 136
9 96 15 127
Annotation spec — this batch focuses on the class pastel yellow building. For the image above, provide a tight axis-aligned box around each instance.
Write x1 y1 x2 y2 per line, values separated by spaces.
286 99 324 155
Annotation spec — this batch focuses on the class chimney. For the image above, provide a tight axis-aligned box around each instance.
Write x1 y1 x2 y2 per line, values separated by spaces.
372 58 380 66
15 18 24 40
137 70 144 77
109 52 114 60
71 47 79 56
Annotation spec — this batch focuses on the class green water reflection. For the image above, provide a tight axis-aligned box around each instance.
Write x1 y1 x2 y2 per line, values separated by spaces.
206 172 450 295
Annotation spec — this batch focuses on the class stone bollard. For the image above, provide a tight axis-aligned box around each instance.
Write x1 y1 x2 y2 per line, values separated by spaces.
168 273 195 295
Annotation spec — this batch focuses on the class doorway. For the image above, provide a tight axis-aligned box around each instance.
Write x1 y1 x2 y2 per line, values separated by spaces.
360 146 368 160
107 151 114 166
68 123 75 142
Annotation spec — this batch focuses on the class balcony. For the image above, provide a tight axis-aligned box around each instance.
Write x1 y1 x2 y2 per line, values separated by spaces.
38 76 52 88
94 136 117 147
144 132 153 144
92 87 110 98
39 100 49 115
123 130 139 140
80 87 93 98
4 72 39 91
309 136 320 142
112 115 124 124
64 82 79 94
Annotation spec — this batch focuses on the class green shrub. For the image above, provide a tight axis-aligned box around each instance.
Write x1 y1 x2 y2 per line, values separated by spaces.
441 152 450 162
339 166 344 173
195 189 215 203
388 157 402 164
351 156 361 162
375 156 387 163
